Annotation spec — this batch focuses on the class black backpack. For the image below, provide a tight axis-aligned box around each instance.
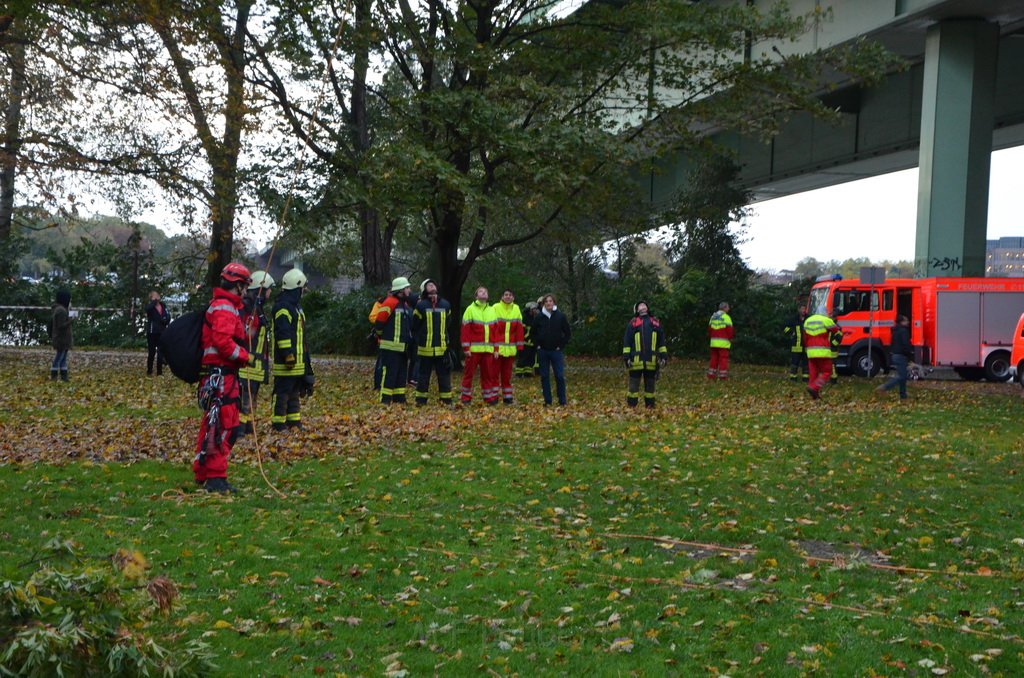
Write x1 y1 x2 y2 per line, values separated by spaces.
159 308 208 383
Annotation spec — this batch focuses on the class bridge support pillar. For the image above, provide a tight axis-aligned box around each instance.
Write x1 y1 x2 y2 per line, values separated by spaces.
915 19 998 277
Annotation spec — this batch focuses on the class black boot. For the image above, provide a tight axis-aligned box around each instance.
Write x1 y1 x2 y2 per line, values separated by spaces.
50 370 58 380
203 477 238 493
644 397 656 409
60 370 69 382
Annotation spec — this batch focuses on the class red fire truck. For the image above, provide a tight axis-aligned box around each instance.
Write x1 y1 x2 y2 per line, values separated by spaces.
808 275 1024 381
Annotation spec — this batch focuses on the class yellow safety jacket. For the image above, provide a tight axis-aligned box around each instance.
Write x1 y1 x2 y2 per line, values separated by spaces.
708 311 733 349
461 300 496 353
803 314 838 359
491 301 524 358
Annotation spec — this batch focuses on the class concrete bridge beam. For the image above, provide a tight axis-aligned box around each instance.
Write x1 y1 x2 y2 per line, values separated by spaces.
915 19 999 277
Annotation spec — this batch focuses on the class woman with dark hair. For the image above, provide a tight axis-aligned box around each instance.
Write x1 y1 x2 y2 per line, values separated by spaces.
531 294 571 406
50 289 73 381
145 290 171 375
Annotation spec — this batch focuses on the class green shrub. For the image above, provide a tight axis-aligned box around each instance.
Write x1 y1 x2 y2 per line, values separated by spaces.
301 287 380 356
0 538 215 677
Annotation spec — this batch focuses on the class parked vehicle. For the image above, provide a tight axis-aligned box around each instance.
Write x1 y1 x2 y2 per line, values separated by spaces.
1008 312 1024 383
808 275 1024 381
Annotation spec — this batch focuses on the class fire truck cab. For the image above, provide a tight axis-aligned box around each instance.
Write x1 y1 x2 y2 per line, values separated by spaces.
808 275 1024 381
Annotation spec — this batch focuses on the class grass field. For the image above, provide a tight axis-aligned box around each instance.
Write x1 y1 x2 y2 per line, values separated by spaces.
2 347 1024 676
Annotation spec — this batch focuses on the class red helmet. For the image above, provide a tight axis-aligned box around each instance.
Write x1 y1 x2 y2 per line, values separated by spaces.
221 262 252 285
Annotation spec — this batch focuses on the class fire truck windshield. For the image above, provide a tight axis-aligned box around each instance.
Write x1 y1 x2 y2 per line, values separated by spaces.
808 287 829 316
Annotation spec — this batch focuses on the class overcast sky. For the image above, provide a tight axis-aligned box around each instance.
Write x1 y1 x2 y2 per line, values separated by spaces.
737 145 1024 272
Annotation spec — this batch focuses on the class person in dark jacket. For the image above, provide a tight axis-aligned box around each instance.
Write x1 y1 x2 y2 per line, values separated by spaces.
50 289 73 381
876 315 913 399
622 301 668 408
144 290 171 376
375 277 414 404
411 279 453 405
515 301 539 377
238 271 275 436
531 294 571 406
272 269 314 429
783 303 808 381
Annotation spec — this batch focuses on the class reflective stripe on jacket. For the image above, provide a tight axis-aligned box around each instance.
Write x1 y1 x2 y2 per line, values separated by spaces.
803 314 840 359
708 311 733 349
375 294 412 353
623 315 667 370
783 313 806 352
239 309 270 382
273 290 307 376
461 300 497 353
491 302 524 357
413 296 451 357
201 287 249 368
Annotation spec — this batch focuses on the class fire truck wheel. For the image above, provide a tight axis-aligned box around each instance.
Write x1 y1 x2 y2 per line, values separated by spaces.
983 351 1011 383
850 348 883 378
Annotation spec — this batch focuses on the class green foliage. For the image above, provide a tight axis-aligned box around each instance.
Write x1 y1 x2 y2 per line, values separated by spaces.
301 287 380 357
571 262 669 357
0 232 29 280
0 539 215 677
793 256 915 279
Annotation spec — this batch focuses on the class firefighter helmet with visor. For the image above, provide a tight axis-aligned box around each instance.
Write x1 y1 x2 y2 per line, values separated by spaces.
248 270 275 290
281 269 307 290
221 262 252 286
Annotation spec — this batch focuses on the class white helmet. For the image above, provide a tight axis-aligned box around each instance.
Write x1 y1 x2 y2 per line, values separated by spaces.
391 276 411 292
248 270 275 290
282 269 308 290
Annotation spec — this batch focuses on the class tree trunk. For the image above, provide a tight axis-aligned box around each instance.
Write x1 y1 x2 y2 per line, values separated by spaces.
431 189 471 341
0 35 25 241
207 165 238 289
203 2 249 289
352 0 391 287
359 207 394 287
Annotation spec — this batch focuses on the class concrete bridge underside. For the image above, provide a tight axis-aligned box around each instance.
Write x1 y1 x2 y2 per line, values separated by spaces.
647 1 1024 277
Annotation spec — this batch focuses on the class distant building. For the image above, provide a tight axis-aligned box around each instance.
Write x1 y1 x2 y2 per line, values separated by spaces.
986 238 1024 277
253 246 362 294
755 270 796 285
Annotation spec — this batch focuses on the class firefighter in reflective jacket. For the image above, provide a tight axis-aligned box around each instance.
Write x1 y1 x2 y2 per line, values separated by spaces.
491 289 524 404
784 304 808 380
375 276 414 404
803 313 841 399
194 262 253 493
707 302 734 380
238 271 274 436
412 278 452 405
623 301 668 408
272 269 314 429
515 301 539 377
461 286 499 404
